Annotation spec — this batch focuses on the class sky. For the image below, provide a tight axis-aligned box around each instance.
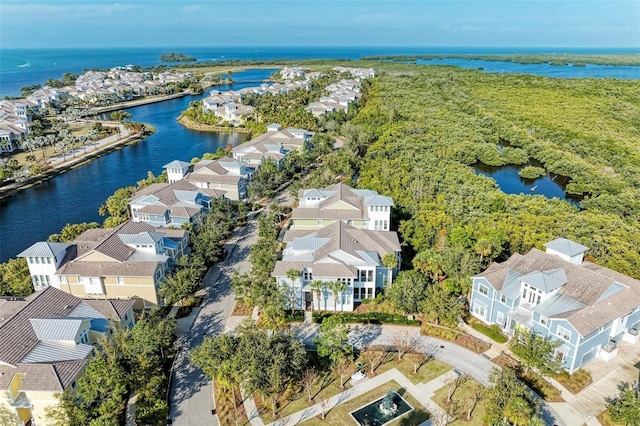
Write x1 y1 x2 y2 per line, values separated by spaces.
1 0 638 49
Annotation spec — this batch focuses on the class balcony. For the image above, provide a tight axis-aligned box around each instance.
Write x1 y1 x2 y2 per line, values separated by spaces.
623 328 639 344
9 392 31 408
599 340 619 361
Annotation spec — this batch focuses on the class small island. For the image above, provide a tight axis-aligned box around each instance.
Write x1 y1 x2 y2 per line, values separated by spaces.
160 52 197 62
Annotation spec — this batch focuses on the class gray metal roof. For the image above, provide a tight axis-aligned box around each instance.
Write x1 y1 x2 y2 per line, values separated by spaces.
364 194 394 207
520 268 567 292
22 341 93 363
163 160 191 169
118 232 163 246
499 269 524 299
535 293 587 318
30 318 86 341
597 282 627 302
17 242 71 259
507 306 533 328
544 238 589 257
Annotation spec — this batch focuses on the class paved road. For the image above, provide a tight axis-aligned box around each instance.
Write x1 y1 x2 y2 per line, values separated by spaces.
168 218 258 426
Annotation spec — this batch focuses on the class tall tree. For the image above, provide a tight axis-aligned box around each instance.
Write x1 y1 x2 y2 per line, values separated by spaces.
386 270 429 314
484 367 541 426
382 252 398 287
159 266 202 305
286 268 300 310
327 279 347 312
607 381 640 426
314 315 352 367
422 283 463 326
309 280 325 312
509 328 562 376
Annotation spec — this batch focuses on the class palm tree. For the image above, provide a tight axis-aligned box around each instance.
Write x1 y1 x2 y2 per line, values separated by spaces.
327 280 347 312
286 268 300 310
475 238 493 264
309 280 325 312
382 252 398 287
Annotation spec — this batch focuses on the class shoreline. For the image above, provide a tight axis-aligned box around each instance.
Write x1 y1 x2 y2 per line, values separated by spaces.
177 115 252 134
0 128 154 201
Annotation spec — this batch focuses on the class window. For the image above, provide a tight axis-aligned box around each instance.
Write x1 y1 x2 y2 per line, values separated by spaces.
472 303 487 319
496 311 504 326
500 294 507 303
478 284 489 296
155 269 162 280
116 277 124 285
79 329 88 344
557 325 571 341
316 219 323 226
303 270 313 281
540 316 547 326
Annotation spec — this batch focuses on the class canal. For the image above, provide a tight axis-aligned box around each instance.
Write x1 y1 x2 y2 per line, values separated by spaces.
0 69 277 262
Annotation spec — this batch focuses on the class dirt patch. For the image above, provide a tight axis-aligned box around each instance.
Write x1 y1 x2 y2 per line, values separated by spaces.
231 301 253 316
454 334 491 353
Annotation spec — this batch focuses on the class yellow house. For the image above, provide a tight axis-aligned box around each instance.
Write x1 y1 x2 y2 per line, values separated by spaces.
0 287 135 426
18 221 188 309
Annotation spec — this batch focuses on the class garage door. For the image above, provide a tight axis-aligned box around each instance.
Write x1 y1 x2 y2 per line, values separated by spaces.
581 347 598 366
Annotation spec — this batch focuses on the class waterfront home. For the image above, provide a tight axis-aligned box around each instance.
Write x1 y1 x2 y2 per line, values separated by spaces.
273 221 401 311
0 100 34 152
18 221 188 309
166 157 253 201
469 238 640 372
332 66 376 79
280 67 308 79
291 182 394 231
128 179 226 227
231 123 311 169
0 287 135 426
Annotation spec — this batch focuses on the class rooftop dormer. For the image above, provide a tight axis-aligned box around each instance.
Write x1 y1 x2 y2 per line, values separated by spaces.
519 268 567 309
544 238 589 265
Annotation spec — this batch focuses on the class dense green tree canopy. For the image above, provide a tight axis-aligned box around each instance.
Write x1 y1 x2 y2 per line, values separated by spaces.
351 65 640 280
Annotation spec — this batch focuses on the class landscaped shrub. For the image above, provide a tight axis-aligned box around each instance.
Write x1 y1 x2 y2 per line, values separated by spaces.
311 311 420 326
421 323 460 341
554 368 592 394
284 310 304 323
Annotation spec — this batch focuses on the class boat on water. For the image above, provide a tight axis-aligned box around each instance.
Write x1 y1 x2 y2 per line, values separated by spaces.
17 62 30 68
530 185 538 192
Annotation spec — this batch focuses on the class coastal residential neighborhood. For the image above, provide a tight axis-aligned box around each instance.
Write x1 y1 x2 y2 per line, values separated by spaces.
1 52 639 426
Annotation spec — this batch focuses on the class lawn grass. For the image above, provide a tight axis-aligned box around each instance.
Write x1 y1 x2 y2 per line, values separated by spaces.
554 368 592 394
471 323 507 343
431 379 488 426
299 380 430 426
258 370 349 423
371 353 452 385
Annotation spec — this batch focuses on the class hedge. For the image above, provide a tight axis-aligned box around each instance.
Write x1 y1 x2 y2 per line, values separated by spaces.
312 311 421 326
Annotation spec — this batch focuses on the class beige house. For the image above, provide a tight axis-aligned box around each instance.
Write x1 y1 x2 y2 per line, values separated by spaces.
0 287 135 426
18 221 188 309
291 183 394 232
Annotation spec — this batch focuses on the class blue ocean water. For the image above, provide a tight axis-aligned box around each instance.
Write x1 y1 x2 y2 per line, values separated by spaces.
2 46 639 97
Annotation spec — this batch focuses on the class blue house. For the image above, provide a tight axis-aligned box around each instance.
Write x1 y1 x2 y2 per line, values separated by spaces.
128 179 226 228
470 238 640 373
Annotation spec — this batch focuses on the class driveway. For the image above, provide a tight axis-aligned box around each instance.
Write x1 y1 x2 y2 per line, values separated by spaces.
168 218 258 426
